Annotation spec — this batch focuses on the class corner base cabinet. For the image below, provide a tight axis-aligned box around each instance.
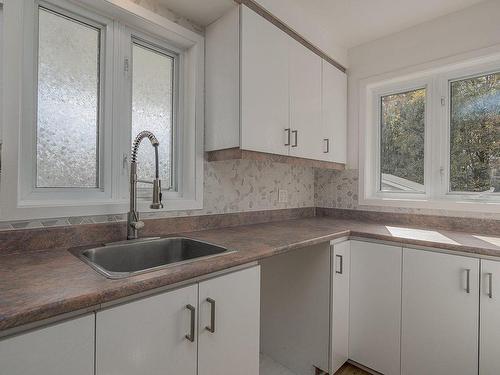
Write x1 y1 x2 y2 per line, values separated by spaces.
0 314 95 375
349 240 402 375
331 241 350 373
96 266 260 375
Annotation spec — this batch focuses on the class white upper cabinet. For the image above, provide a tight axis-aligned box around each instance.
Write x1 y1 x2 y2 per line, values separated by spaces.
289 38 323 160
205 6 240 151
0 314 95 375
205 4 347 163
240 6 290 156
480 259 500 375
401 248 479 375
322 60 347 164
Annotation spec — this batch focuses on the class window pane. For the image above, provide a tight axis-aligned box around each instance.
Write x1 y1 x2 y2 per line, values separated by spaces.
450 72 500 193
380 88 426 192
37 8 100 188
132 42 174 190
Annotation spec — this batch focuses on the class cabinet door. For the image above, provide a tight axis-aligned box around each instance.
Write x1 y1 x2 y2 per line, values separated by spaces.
241 6 289 156
402 248 479 375
0 314 94 375
331 241 350 373
198 266 260 375
289 38 323 160
480 259 500 375
349 240 402 375
321 60 347 164
96 284 197 375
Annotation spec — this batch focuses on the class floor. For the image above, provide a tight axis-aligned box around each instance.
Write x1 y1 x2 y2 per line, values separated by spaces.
259 353 371 375
334 363 371 375
260 353 297 375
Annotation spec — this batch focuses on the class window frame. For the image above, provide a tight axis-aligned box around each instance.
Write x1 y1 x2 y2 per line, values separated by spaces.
0 0 204 220
360 52 500 212
23 0 113 198
127 31 181 198
437 62 500 202
371 78 433 201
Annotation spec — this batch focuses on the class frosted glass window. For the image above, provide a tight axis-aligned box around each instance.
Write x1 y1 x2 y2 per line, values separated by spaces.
36 8 100 188
132 42 174 190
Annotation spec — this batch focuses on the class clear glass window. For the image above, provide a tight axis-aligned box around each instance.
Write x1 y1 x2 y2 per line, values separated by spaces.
36 8 101 188
380 88 426 192
449 72 500 193
131 41 175 191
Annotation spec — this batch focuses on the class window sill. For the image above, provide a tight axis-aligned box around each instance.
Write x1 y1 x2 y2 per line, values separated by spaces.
359 196 500 214
0 197 203 221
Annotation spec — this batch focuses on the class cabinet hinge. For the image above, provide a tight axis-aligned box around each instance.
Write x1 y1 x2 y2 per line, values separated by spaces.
440 97 446 106
124 58 129 73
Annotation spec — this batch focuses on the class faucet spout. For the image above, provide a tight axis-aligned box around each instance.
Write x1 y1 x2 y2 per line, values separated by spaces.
128 131 163 240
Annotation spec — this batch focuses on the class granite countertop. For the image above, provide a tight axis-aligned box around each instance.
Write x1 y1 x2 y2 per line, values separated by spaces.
1 216 500 333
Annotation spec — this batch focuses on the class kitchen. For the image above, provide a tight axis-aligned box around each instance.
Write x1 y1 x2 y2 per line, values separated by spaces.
0 0 499 374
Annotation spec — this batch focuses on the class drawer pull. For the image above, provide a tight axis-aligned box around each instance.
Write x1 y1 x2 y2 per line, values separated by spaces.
323 138 330 153
292 130 298 147
487 273 493 299
465 269 471 294
335 254 343 274
185 304 195 342
206 298 216 333
284 128 291 146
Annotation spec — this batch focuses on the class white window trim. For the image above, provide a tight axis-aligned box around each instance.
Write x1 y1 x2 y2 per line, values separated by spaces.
20 0 114 202
359 50 500 214
0 0 204 220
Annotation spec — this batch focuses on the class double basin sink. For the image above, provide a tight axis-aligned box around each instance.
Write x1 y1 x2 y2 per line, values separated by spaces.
73 237 233 279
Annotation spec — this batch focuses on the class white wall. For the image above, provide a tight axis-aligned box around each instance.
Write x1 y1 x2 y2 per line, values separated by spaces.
254 0 348 67
347 0 500 168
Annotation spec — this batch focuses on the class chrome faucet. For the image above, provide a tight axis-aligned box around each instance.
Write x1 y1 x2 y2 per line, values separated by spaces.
128 131 163 240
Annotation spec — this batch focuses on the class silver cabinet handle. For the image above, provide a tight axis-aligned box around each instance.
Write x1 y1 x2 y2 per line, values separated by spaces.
323 138 330 153
292 130 298 147
465 269 471 294
335 254 343 274
284 128 291 146
185 304 195 342
487 273 493 299
206 298 216 333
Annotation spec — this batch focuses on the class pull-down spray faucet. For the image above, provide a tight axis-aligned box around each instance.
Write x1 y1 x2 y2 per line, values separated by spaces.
127 131 163 240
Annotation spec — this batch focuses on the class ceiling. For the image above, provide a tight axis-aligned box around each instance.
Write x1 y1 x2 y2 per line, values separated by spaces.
157 0 235 27
158 0 488 48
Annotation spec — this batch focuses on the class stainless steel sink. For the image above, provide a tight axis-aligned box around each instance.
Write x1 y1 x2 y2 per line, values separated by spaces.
73 237 233 279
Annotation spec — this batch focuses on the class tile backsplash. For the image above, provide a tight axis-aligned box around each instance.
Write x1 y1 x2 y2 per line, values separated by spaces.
0 159 315 231
314 169 500 221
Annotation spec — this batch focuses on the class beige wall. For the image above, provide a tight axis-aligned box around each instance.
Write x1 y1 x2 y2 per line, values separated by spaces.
312 0 500 220
347 0 500 168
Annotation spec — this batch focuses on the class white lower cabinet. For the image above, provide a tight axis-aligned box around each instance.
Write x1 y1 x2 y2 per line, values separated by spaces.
95 266 260 375
198 266 260 375
480 259 500 375
349 240 402 375
96 284 198 375
401 248 479 375
331 241 350 373
0 314 95 375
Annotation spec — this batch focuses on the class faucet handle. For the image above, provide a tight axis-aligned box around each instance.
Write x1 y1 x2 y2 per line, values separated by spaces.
131 221 145 230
